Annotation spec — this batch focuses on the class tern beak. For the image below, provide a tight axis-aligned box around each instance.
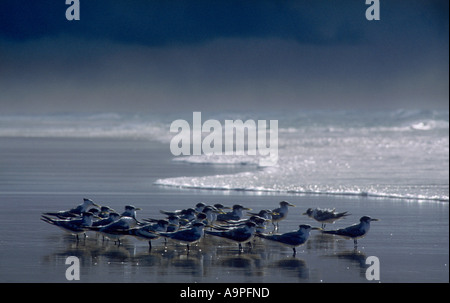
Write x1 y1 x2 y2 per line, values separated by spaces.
311 227 322 231
135 207 142 211
243 207 252 211
288 203 296 207
370 218 379 221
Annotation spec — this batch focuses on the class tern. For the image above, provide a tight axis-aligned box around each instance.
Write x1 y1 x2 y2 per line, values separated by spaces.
321 216 379 247
303 207 350 228
248 209 274 221
218 215 269 234
92 212 121 227
89 216 138 245
271 201 296 229
215 204 252 223
43 198 100 219
258 224 320 255
159 208 197 225
205 221 257 251
194 202 207 212
98 206 116 219
41 212 94 240
200 205 225 225
121 205 141 220
144 215 186 232
213 204 232 214
127 219 169 248
158 222 205 251
91 211 121 241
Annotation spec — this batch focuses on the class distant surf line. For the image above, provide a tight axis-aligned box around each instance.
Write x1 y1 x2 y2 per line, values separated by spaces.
154 181 449 203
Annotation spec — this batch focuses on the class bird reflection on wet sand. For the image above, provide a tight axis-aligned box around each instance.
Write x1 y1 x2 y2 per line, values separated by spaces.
40 229 376 282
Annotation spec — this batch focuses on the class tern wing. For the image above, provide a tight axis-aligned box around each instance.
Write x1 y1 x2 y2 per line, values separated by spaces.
161 229 198 242
259 231 304 246
323 223 363 238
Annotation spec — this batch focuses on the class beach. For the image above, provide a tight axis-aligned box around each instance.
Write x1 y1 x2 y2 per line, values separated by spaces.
0 136 448 283
1 0 448 289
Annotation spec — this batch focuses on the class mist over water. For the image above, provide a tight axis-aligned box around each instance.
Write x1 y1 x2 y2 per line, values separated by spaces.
1 109 448 202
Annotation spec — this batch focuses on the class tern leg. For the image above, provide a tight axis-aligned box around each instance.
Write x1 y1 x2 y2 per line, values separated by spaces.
148 241 152 250
353 239 358 248
292 247 297 256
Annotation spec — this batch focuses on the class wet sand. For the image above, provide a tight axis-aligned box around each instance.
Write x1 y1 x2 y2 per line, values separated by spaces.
0 137 448 283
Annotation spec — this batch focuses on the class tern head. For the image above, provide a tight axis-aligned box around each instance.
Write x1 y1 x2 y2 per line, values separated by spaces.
83 198 101 208
302 208 314 216
100 206 114 212
108 212 120 220
214 203 231 210
233 204 252 211
298 224 321 231
202 206 215 214
195 202 207 211
183 208 197 215
249 215 269 225
360 216 379 223
122 205 141 219
280 201 295 207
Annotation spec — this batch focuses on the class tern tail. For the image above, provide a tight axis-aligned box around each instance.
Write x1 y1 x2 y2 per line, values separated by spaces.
40 215 57 225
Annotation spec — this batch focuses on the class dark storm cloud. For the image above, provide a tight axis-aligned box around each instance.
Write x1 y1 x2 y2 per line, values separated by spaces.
0 0 448 113
0 0 415 46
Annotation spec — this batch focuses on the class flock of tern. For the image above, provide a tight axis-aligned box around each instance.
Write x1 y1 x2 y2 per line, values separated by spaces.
41 198 378 255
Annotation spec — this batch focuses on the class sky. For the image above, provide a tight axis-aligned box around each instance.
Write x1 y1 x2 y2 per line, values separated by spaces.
0 0 448 114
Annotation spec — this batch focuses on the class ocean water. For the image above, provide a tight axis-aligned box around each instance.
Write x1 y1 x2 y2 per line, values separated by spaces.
1 109 448 202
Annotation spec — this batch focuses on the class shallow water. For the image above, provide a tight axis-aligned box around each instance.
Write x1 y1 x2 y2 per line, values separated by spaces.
2 110 447 201
0 137 448 283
